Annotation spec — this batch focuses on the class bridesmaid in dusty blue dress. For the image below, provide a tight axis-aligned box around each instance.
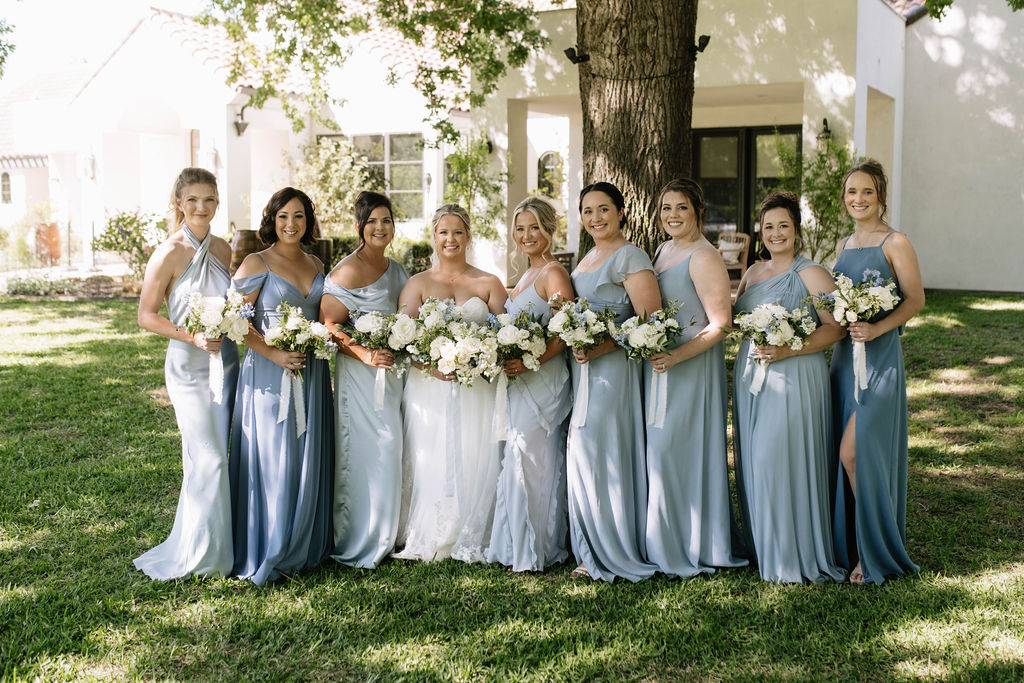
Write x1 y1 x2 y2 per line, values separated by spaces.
321 191 409 569
567 182 662 582
732 191 846 584
832 160 924 584
487 197 574 572
230 187 334 585
134 167 238 580
644 179 746 578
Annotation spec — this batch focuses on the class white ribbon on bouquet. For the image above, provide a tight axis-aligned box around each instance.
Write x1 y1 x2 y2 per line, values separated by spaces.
571 361 590 427
277 368 306 437
853 340 868 403
491 372 509 442
209 352 225 404
373 367 387 411
748 343 767 396
647 370 668 429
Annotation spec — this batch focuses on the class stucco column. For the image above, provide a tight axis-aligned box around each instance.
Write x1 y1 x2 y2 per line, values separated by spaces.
506 98 529 285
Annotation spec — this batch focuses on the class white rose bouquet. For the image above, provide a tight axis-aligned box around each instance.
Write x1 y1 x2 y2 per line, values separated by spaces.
807 268 900 401
347 308 420 410
433 319 501 387
263 303 337 436
611 300 684 361
183 288 254 403
547 297 617 427
406 297 461 368
734 302 817 395
487 308 548 442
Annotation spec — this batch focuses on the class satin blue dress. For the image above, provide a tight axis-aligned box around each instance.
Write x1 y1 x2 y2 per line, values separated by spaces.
323 258 409 569
567 245 657 582
229 257 334 585
133 225 239 580
486 282 572 571
644 248 746 577
733 255 845 583
831 234 919 584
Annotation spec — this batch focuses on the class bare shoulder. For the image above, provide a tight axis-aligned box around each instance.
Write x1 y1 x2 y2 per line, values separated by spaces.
691 244 727 269
799 263 838 295
328 253 362 287
235 250 270 279
210 235 233 265
308 253 325 274
882 231 915 254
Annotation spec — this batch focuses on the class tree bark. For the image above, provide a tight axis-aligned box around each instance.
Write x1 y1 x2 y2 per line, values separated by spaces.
576 0 698 257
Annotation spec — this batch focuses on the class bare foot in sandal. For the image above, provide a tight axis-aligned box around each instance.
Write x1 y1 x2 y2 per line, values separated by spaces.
570 563 590 579
850 562 865 584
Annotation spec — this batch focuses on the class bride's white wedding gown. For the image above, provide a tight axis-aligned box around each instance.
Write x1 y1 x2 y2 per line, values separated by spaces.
394 297 503 563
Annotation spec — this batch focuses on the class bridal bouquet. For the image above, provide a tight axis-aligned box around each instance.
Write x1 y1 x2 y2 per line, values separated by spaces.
183 288 254 403
808 268 900 401
264 303 337 436
347 309 421 410
734 302 817 395
611 300 684 361
406 297 460 367
408 297 501 387
612 301 684 429
547 297 617 427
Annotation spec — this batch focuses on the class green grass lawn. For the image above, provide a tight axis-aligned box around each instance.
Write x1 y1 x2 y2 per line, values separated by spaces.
1 293 1022 681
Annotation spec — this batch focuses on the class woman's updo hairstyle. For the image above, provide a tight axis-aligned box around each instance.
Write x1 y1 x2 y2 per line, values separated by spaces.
169 167 218 233
842 158 889 220
353 191 393 249
511 196 559 248
430 203 472 242
756 190 803 259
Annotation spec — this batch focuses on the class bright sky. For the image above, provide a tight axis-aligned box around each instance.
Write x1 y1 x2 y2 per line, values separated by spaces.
1 0 208 95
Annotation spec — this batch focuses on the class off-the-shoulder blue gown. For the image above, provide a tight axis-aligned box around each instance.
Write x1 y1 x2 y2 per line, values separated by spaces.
134 224 239 580
831 234 919 584
229 257 334 585
486 282 571 571
323 258 408 569
733 255 845 583
567 245 657 582
644 247 746 577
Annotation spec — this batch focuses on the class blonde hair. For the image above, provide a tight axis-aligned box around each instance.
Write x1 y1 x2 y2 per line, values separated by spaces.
430 203 472 247
511 196 558 250
169 167 218 233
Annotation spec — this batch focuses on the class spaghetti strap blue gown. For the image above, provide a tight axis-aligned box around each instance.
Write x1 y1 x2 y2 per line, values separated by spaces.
323 258 409 568
133 225 239 580
229 263 334 585
567 245 657 582
831 234 919 584
733 255 845 583
644 249 746 577
486 282 572 571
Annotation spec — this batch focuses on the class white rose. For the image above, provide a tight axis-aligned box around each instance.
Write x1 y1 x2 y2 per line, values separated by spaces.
548 310 568 333
229 317 250 342
496 325 524 347
438 357 456 374
627 327 651 349
264 327 283 345
424 310 445 330
354 314 379 334
295 331 311 346
309 322 330 340
846 310 858 323
495 313 514 326
389 315 419 349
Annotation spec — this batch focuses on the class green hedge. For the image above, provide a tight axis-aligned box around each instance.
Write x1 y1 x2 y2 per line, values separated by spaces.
324 236 432 275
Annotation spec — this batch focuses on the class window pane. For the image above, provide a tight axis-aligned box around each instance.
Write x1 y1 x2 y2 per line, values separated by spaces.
353 134 385 162
538 151 564 199
391 163 422 192
391 133 422 162
391 191 423 220
700 136 738 178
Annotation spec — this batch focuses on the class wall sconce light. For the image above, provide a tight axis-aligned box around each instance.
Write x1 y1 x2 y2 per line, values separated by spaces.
564 47 590 64
817 118 832 148
234 105 250 136
694 34 711 56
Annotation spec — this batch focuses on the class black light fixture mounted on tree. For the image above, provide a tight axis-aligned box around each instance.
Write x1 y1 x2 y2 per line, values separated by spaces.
564 47 590 64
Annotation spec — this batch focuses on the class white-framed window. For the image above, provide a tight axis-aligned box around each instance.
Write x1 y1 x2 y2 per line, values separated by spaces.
349 133 424 220
537 151 564 199
1 172 10 204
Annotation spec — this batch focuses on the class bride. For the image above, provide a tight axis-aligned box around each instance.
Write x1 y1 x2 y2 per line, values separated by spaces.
394 204 508 563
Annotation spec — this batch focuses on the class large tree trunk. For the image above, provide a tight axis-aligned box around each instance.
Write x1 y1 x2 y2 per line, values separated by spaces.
576 0 699 257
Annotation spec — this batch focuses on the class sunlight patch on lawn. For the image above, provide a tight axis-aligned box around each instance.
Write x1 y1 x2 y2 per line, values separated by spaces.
912 312 964 328
908 376 1016 401
969 300 1024 312
982 356 1013 365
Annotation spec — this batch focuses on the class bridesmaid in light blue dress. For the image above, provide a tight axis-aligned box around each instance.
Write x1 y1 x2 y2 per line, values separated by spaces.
134 168 238 580
644 179 746 578
832 160 924 584
732 191 846 584
567 182 662 582
229 187 334 585
321 191 409 569
487 197 574 572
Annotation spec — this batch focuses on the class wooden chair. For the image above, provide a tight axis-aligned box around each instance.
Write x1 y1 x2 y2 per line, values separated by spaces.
717 232 750 279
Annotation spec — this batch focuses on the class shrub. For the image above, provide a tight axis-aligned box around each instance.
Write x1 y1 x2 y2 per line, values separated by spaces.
289 137 374 236
443 134 505 241
5 274 82 296
92 210 167 280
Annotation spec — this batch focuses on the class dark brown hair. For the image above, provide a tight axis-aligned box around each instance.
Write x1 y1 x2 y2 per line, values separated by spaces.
258 187 319 246
842 158 888 220
756 190 802 259
354 191 393 249
657 178 706 239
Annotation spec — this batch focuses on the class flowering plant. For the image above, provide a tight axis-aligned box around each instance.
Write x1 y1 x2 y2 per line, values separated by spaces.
734 302 817 351
546 297 617 352
347 309 420 375
183 288 254 344
808 268 900 326
611 300 684 361
489 309 548 374
264 303 337 361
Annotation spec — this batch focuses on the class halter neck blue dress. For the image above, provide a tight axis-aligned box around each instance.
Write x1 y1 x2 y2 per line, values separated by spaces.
644 247 746 577
831 233 918 584
733 255 845 583
133 225 239 580
567 244 657 582
487 280 572 571
229 256 334 585
323 258 409 568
